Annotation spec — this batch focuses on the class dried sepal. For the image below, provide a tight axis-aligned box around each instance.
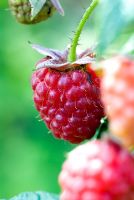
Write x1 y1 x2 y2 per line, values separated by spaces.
31 42 95 71
79 48 94 58
36 59 69 70
31 43 63 59
50 0 64 15
72 56 95 66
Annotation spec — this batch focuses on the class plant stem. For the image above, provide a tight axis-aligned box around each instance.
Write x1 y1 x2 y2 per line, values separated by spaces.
68 0 99 62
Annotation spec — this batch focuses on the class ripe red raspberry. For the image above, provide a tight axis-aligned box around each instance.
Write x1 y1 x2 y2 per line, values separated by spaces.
59 139 134 200
101 56 134 148
31 45 104 143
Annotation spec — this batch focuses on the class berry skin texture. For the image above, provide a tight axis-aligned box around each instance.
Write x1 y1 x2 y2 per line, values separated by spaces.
59 139 134 200
32 65 104 143
101 56 134 148
9 0 55 24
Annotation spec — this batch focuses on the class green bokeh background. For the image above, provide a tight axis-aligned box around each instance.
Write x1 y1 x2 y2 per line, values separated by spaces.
0 0 96 198
0 0 133 198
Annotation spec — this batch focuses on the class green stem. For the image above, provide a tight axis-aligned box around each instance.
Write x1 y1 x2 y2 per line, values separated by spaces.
68 0 99 62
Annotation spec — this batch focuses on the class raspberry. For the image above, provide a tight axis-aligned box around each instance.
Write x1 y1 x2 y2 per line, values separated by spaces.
101 56 134 148
59 139 134 200
31 45 104 143
9 0 63 24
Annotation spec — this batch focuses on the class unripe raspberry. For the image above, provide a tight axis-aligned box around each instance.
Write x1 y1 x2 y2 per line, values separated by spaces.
101 56 134 148
59 139 134 200
9 0 61 24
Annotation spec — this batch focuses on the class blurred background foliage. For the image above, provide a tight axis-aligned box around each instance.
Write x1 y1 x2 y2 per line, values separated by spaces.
0 0 133 198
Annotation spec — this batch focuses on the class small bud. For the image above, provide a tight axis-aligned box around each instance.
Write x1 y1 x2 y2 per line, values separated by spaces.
9 0 56 24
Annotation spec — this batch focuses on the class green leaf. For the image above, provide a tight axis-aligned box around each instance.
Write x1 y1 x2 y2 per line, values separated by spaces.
97 0 134 55
29 0 47 19
8 192 59 200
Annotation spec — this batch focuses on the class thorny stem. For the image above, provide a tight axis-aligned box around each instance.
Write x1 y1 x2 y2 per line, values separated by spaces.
68 0 99 62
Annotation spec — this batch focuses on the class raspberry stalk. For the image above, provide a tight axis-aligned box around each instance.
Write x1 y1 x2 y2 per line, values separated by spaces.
68 0 99 63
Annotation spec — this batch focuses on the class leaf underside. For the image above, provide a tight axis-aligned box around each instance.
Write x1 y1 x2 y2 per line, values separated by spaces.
1 192 59 200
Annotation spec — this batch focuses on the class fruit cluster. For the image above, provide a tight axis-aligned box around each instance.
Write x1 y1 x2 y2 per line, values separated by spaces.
31 42 134 199
28 1 134 198
8 0 134 198
58 56 134 200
